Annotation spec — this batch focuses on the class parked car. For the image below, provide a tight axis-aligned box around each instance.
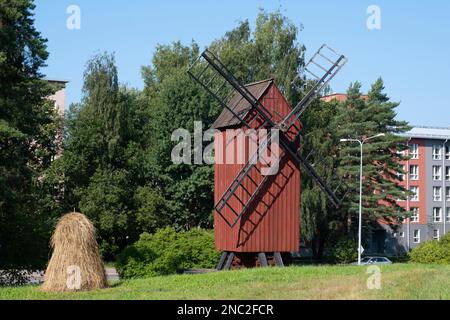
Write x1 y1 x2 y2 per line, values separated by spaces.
351 256 392 265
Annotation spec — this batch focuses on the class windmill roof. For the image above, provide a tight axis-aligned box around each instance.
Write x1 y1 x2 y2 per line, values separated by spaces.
212 79 274 130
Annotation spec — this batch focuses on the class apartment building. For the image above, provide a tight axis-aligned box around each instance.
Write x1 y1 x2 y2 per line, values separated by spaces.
321 94 449 255
381 126 450 253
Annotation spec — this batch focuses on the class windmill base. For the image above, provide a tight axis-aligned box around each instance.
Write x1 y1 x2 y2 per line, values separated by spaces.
216 252 289 270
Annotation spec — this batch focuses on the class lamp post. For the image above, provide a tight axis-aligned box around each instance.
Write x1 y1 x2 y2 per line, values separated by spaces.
340 133 385 265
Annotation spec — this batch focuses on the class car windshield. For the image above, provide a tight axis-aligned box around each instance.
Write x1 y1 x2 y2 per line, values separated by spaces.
361 258 371 262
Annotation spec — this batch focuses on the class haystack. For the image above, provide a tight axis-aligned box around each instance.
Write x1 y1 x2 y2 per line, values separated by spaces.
41 212 107 292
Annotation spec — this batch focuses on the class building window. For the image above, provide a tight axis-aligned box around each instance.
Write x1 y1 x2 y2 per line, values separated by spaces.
399 231 405 238
446 167 450 181
432 229 440 241
432 145 442 160
410 186 419 201
409 144 419 159
411 208 419 222
446 145 450 160
446 187 450 202
433 186 442 201
446 208 450 222
432 166 442 181
413 230 420 243
433 207 442 223
409 165 419 180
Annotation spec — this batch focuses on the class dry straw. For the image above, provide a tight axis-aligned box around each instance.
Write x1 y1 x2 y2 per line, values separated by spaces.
41 212 107 292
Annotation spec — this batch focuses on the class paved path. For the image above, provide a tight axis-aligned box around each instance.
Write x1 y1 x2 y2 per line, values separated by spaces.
105 267 120 281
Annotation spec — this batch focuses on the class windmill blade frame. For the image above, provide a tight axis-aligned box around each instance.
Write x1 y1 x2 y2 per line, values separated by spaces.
187 46 348 226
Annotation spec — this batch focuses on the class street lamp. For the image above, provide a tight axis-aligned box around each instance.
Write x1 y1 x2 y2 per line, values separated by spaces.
340 133 385 265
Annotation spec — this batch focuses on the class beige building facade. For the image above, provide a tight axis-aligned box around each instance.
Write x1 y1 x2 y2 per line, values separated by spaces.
47 79 68 115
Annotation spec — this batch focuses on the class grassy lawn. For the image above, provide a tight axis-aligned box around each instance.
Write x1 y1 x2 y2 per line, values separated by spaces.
0 263 449 300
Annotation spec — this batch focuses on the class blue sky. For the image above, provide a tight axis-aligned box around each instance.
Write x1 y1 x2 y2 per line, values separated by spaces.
34 0 450 127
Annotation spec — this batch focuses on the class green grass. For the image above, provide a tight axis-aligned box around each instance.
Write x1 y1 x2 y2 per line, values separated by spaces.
0 263 449 300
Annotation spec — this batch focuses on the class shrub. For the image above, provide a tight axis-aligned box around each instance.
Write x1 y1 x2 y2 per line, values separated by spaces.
439 232 450 246
176 228 221 269
115 227 220 279
331 238 358 264
409 234 450 264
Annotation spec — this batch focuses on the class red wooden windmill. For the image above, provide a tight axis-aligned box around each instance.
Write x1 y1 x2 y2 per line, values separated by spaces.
188 44 348 268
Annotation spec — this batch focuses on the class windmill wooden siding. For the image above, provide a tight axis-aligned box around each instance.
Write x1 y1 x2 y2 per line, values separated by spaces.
213 79 301 253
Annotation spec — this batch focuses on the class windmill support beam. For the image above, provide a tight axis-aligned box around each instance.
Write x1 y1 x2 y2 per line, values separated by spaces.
223 252 235 270
258 253 269 267
216 252 289 269
216 252 229 271
274 252 284 267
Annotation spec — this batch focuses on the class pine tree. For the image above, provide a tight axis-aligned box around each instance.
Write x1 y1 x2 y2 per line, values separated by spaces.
299 79 410 260
334 79 410 234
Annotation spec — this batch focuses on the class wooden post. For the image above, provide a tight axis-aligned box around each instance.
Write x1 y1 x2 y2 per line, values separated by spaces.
274 252 284 267
258 253 268 267
223 252 235 270
217 252 228 270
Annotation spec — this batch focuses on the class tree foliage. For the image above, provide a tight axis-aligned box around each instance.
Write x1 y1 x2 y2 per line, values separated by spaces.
0 0 60 271
299 79 410 260
334 79 410 224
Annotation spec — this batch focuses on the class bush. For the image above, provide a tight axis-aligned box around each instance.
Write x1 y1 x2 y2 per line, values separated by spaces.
331 238 358 264
439 232 450 246
115 227 220 279
409 233 450 264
